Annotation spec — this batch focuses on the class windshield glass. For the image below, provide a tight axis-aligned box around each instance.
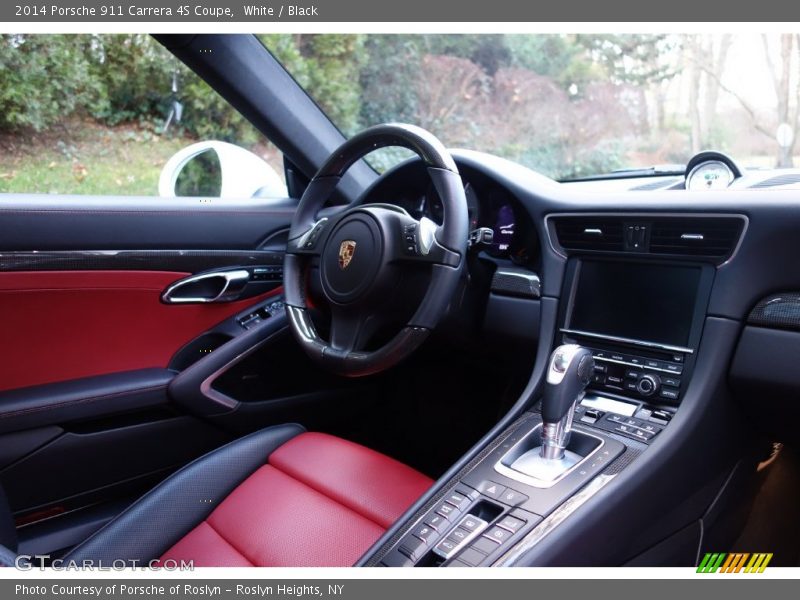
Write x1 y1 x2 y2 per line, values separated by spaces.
265 33 800 180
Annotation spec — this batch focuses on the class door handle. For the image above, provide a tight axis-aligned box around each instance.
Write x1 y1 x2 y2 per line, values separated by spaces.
162 269 251 304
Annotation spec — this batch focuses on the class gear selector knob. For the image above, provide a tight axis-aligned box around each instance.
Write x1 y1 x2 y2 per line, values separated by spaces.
540 345 594 460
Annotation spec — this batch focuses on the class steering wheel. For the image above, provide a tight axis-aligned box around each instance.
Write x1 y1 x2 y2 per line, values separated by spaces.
283 123 469 377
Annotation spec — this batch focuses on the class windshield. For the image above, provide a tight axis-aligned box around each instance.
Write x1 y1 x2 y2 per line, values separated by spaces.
265 33 800 180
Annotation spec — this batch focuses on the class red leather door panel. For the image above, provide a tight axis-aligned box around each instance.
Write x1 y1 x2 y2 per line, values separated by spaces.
0 271 279 392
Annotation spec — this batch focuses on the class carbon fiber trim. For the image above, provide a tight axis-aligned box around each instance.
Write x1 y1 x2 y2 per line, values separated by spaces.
748 293 800 332
0 250 283 273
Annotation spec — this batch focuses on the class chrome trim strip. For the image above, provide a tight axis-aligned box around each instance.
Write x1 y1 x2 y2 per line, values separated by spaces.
560 328 694 355
161 269 251 304
493 424 607 489
493 473 617 566
544 212 749 268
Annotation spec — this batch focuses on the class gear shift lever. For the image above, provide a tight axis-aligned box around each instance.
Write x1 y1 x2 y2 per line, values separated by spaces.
540 344 594 461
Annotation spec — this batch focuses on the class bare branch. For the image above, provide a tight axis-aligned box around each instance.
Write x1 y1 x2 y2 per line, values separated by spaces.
692 54 774 140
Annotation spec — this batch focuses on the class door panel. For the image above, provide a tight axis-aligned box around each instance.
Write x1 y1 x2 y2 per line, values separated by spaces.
0 270 281 392
0 193 298 536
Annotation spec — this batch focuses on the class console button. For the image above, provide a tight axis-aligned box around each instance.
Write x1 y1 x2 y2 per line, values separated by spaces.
662 376 681 388
477 481 507 500
651 409 673 424
458 547 488 567
448 527 472 543
613 423 638 436
459 515 484 532
444 491 470 511
412 524 438 544
435 502 459 520
580 409 603 424
664 363 683 374
498 515 526 533
434 538 459 558
623 381 638 393
399 535 426 560
639 422 662 434
645 359 660 369
606 413 626 423
424 514 446 531
625 369 641 380
659 387 680 401
606 375 624 385
472 536 501 554
498 488 528 506
484 526 514 544
382 549 413 567
631 427 655 442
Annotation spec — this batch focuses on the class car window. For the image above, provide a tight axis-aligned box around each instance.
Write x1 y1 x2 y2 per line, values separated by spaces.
265 33 800 180
0 34 287 198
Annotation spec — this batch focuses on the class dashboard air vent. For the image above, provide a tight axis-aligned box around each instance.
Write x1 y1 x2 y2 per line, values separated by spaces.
649 217 744 258
552 217 624 251
749 173 800 188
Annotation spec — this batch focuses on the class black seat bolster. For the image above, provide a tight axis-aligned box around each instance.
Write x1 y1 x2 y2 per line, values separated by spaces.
0 487 16 552
64 423 305 564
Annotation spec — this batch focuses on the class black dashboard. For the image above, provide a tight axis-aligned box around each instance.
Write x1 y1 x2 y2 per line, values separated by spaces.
359 147 800 447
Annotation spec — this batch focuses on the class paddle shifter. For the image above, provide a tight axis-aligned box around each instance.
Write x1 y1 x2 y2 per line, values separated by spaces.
540 344 594 461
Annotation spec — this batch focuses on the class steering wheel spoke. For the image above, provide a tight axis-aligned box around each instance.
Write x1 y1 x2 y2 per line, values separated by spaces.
390 216 462 267
329 305 380 353
286 217 332 257
283 123 468 377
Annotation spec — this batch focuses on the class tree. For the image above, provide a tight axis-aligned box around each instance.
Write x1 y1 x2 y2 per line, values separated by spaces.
762 34 799 167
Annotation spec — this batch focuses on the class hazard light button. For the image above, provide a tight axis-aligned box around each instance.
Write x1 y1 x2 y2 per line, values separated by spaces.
476 480 507 500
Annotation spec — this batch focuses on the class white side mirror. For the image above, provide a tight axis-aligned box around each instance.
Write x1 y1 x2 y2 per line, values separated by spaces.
158 141 287 198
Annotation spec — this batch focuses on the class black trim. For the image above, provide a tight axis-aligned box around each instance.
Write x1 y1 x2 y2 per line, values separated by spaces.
0 250 283 273
0 369 174 434
64 423 305 563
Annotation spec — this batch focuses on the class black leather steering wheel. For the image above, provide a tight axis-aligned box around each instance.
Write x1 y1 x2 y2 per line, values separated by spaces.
283 123 469 377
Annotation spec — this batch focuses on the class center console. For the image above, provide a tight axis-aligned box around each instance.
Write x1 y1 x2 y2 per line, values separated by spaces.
372 256 714 567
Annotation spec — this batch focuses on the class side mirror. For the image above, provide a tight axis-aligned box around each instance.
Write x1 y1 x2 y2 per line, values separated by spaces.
158 141 288 198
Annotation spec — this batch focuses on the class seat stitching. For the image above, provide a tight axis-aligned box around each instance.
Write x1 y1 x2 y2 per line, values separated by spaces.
268 462 389 529
202 520 257 567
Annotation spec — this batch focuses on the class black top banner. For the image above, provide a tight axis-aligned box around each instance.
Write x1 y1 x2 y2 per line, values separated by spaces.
3 0 800 22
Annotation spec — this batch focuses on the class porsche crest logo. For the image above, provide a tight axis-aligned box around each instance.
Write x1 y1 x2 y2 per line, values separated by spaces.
338 240 357 269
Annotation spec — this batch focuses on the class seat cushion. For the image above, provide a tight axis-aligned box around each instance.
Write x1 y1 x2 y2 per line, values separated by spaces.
159 432 432 567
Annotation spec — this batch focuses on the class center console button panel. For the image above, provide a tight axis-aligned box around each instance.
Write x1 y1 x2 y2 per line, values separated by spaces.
586 346 686 402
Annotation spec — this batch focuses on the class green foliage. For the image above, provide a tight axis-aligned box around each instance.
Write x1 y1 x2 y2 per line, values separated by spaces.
0 33 681 181
506 35 596 88
576 34 676 85
0 35 98 131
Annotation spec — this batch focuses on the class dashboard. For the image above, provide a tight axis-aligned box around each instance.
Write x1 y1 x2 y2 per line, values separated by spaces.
363 162 540 267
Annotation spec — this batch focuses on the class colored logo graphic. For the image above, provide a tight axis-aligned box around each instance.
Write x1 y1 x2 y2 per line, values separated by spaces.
338 240 357 270
697 553 773 573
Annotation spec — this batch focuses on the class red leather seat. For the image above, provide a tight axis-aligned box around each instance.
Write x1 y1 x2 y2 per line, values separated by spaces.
63 425 432 567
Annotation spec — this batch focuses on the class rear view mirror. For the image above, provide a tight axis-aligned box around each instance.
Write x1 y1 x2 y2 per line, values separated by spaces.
159 141 287 198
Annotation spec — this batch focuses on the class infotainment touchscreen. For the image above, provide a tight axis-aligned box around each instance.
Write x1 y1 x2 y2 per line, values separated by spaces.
567 261 702 348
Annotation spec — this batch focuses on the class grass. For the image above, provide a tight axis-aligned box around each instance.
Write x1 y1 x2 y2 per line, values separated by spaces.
0 120 194 196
